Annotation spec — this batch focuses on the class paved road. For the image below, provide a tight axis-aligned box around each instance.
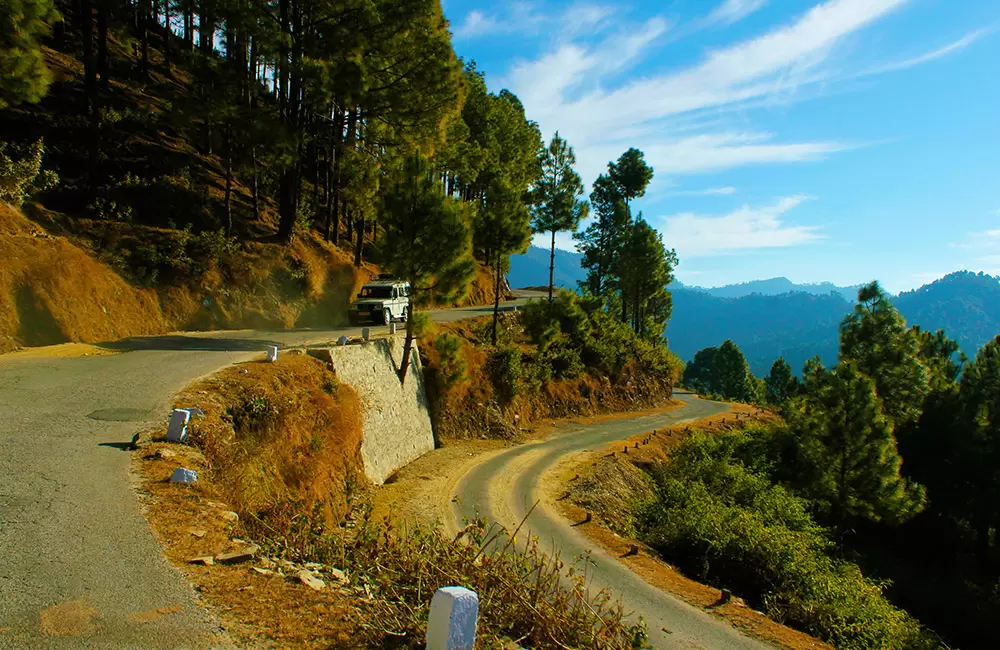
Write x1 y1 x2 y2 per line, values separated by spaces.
0 297 533 649
451 393 772 650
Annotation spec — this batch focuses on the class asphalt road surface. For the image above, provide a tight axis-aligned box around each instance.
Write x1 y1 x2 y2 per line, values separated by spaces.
0 297 534 649
451 393 772 650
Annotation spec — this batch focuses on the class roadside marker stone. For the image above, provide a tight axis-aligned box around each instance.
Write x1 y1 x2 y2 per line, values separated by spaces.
170 467 198 483
389 322 397 334
267 346 279 362
166 408 190 442
337 335 348 346
362 327 371 341
427 586 479 650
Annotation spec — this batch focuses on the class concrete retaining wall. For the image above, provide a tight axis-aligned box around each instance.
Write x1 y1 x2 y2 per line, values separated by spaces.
326 336 434 485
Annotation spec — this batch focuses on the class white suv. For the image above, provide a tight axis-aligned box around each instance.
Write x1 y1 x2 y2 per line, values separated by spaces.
349 280 410 325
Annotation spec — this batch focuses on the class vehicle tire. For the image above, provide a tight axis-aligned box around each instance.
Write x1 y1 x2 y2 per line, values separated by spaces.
401 307 408 323
383 309 391 326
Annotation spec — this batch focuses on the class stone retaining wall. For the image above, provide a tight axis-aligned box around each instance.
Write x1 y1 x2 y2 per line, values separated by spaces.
325 336 434 484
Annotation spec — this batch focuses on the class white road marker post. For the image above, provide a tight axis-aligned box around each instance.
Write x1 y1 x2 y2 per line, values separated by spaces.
266 345 279 362
165 408 191 442
426 586 478 650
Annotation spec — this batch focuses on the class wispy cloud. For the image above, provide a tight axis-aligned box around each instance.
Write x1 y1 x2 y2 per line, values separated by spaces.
704 0 768 27
952 229 1000 275
658 195 822 256
562 3 614 37
451 3 544 40
668 186 738 197
858 28 991 76
507 0 921 185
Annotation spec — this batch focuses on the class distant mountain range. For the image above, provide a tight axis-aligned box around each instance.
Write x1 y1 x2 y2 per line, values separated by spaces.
508 245 1000 376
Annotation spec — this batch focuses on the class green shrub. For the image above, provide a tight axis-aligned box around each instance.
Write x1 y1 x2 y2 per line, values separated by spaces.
228 389 280 440
433 332 466 386
487 344 522 405
0 138 58 205
638 431 934 650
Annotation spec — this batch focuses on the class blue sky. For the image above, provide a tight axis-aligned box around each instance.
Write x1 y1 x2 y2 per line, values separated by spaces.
441 0 1000 292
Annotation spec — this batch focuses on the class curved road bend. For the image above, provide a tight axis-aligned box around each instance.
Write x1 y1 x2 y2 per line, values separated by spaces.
452 393 772 650
0 297 533 649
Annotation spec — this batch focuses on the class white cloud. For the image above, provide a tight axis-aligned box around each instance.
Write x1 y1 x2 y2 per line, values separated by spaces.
562 3 614 36
451 3 544 40
505 0 921 185
705 0 768 26
858 28 990 76
669 186 739 196
452 10 499 40
658 195 822 256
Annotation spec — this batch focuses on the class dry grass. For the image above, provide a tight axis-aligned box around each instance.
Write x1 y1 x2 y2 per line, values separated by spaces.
0 203 374 352
176 354 368 536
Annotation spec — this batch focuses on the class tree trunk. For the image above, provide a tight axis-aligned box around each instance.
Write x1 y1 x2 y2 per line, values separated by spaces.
224 122 233 235
491 246 503 345
548 229 556 305
250 139 259 221
96 0 109 93
353 216 364 267
139 0 149 73
160 0 170 70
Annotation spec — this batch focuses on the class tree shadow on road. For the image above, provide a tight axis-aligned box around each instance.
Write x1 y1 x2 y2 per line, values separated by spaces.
96 335 282 352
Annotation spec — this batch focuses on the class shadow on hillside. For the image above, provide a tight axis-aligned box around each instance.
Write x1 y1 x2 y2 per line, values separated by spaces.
97 335 281 352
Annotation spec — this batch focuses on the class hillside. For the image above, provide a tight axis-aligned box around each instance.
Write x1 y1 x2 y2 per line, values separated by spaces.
509 245 1000 375
0 22 502 351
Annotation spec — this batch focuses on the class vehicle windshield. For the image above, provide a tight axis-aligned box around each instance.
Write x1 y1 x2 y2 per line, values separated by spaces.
359 286 393 299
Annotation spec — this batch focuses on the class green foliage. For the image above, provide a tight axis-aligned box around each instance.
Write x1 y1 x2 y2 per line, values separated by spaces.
764 357 796 405
0 0 59 108
433 332 467 386
786 361 926 525
840 281 930 426
607 147 653 216
487 344 522 405
638 431 933 650
380 153 475 303
617 217 677 338
0 138 57 205
531 132 587 301
520 290 683 384
575 173 630 297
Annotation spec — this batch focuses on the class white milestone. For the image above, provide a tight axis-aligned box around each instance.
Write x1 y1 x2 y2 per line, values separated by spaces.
170 467 198 483
266 345 279 362
165 408 190 442
426 586 479 650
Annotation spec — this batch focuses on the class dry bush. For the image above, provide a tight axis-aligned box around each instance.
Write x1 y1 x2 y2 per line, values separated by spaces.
301 508 649 649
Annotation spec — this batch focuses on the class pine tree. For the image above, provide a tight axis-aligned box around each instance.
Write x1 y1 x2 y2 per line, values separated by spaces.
840 281 930 426
607 147 653 221
575 173 628 298
482 177 531 344
379 152 475 386
765 357 795 405
616 217 677 337
789 361 926 525
0 0 60 108
683 346 717 394
530 132 587 305
957 335 1000 564
710 339 753 401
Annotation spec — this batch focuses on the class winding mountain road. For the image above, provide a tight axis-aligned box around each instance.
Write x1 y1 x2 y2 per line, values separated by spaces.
0 299 531 649
450 393 772 650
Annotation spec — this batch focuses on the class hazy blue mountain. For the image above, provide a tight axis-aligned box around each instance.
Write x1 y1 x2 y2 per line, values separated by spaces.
694 277 861 302
896 271 1000 356
508 246 586 290
507 246 1000 376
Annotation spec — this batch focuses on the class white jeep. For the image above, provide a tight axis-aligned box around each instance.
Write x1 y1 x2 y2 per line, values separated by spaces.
349 279 410 325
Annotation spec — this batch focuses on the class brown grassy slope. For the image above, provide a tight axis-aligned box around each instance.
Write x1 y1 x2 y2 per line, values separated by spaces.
0 202 167 352
175 354 368 534
0 202 373 351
